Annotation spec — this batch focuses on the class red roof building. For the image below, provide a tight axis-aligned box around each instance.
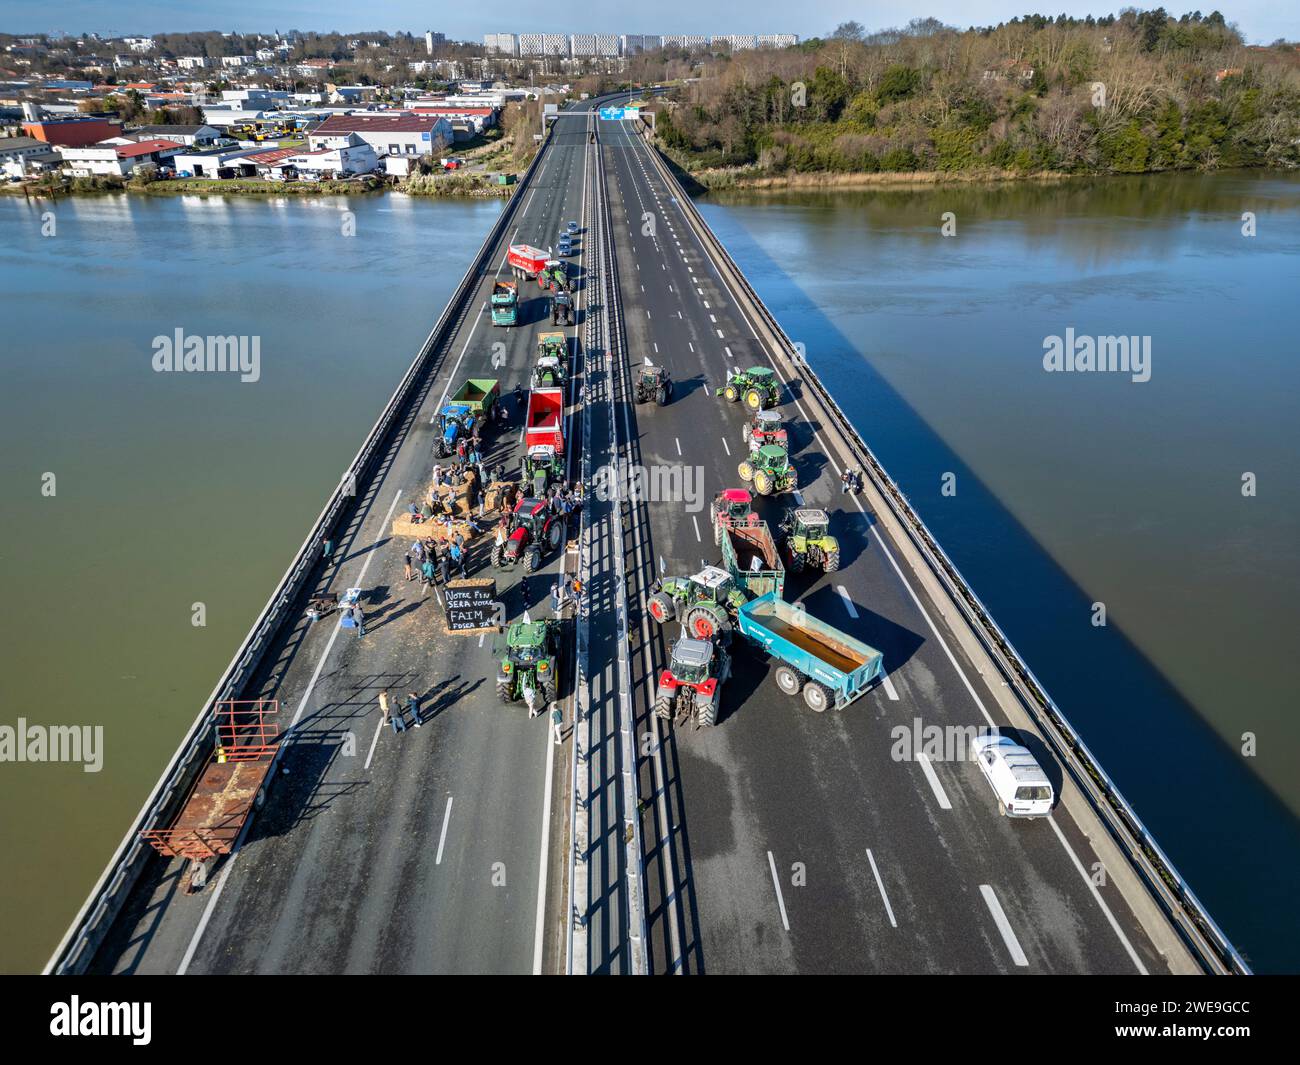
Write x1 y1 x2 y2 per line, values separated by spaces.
23 116 122 147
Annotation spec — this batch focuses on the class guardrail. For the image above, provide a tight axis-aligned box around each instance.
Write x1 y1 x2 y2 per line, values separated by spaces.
46 130 554 976
634 121 1249 976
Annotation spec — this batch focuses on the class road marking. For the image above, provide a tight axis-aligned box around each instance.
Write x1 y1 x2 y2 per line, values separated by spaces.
702 383 710 395
1047 816 1148 974
688 342 695 353
725 346 733 358
435 796 454 865
692 515 701 542
697 288 703 296
881 673 900 701
916 753 953 810
980 884 1029 967
653 342 659 353
709 314 717 323
675 437 681 456
721 437 731 455
533 703 558 974
866 849 897 928
836 585 858 618
646 310 651 319
716 330 725 339
766 850 790 932
363 716 384 770
180 487 404 974
703 299 710 308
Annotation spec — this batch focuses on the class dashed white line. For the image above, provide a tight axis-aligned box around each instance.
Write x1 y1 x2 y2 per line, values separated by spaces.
721 437 731 455
691 515 701 542
675 437 681 456
435 796 454 865
767 850 791 932
836 585 858 618
716 329 725 339
981 885 1029 967
916 753 953 810
866 849 898 928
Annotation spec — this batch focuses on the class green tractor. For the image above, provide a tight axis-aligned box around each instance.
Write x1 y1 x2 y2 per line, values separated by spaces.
533 332 567 388
720 366 779 410
646 565 745 641
521 444 561 497
634 364 673 406
496 618 559 709
737 443 798 496
781 507 840 573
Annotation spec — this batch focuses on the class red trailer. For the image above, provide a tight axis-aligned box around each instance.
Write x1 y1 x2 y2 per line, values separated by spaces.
525 387 565 454
508 243 551 281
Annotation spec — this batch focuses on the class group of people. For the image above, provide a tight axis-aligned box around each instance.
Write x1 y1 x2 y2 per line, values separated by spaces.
841 467 865 494
404 533 468 589
378 690 425 734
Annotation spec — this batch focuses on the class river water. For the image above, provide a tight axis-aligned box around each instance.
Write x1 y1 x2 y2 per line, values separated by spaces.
1 172 1296 972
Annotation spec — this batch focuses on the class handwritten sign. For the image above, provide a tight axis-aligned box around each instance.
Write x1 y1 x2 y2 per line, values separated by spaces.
444 578 501 634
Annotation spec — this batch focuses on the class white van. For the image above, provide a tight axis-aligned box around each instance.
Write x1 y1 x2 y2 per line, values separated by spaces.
971 734 1054 818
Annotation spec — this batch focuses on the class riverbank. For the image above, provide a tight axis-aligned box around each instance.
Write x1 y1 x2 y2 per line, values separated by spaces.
686 163 1079 191
2 173 513 200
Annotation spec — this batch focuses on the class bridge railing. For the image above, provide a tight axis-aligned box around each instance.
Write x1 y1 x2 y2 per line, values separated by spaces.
46 132 554 975
634 121 1249 976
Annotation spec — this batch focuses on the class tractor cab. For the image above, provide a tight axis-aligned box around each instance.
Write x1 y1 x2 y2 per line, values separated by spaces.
792 507 829 540
533 354 563 387
511 496 550 538
756 443 790 469
634 363 673 406
745 408 787 450
690 565 735 604
523 444 558 494
666 636 714 686
502 620 549 665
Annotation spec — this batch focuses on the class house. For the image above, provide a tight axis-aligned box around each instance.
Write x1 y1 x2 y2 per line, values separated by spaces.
168 144 264 177
0 134 61 176
58 137 182 176
307 113 452 158
410 104 497 135
285 141 378 179
125 123 221 147
22 115 122 147
241 146 301 179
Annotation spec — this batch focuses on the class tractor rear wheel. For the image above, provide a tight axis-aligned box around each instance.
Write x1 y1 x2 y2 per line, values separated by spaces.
823 548 841 572
741 424 751 445
546 520 563 551
774 665 804 697
744 388 763 410
696 695 719 728
723 384 739 402
647 591 675 624
737 460 755 482
753 469 774 496
525 545 542 572
491 543 506 568
497 681 514 703
656 386 668 406
803 681 831 713
654 692 674 720
684 603 730 640
540 677 557 704
786 550 805 574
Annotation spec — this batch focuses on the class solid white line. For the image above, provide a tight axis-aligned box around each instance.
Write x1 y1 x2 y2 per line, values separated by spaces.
836 585 858 618
767 850 790 932
881 673 900 701
363 716 384 770
981 884 1029 967
181 487 404 974
533 705 558 973
916 753 953 810
866 849 897 928
435 795 454 865
1047 816 1148 974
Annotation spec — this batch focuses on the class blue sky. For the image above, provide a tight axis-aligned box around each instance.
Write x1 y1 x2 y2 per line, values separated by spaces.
7 2 1296 45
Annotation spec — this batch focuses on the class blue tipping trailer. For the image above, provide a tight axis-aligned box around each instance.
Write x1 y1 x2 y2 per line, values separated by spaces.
736 592 883 712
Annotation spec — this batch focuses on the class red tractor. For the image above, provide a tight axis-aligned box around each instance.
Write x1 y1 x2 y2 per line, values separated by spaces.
492 496 566 572
742 409 788 453
654 634 731 727
711 487 760 545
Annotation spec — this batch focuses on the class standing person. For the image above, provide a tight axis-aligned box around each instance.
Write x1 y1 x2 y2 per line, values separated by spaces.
437 549 450 586
551 705 564 745
450 540 467 579
403 551 414 582
406 691 423 729
322 538 335 568
551 580 562 614
421 557 435 594
353 602 366 638
378 690 391 724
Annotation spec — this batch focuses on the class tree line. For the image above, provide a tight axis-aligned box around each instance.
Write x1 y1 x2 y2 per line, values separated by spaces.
644 10 1300 176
